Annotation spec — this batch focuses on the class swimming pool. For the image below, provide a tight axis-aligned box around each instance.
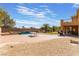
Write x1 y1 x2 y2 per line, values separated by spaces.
18 31 32 35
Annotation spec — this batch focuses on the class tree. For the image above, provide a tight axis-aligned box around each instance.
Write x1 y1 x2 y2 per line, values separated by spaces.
0 8 15 28
0 20 3 27
40 23 61 33
41 24 50 33
52 26 56 32
52 26 60 32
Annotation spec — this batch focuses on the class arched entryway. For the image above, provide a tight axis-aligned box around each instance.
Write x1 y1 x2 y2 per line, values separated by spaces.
64 25 78 35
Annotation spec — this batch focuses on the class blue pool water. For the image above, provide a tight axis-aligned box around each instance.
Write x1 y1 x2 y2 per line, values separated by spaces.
18 31 31 35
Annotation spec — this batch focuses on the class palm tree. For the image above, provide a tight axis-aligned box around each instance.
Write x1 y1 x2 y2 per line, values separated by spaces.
41 24 49 33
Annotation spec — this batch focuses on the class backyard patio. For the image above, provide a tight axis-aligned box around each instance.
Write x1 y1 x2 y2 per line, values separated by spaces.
1 33 69 44
0 34 79 56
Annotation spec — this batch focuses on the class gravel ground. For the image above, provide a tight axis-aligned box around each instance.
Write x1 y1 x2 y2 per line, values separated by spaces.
0 34 79 56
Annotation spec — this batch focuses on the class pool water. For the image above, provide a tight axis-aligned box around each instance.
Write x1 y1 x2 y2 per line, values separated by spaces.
19 32 31 35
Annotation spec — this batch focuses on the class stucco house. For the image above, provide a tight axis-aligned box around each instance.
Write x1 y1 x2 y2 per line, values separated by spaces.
61 9 79 36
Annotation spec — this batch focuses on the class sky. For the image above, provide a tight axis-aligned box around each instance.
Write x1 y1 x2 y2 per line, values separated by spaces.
0 3 79 28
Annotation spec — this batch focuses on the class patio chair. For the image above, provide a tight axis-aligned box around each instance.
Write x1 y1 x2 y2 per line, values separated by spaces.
58 30 64 36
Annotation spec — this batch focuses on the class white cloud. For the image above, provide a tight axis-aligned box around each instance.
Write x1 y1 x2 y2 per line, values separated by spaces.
16 6 35 15
73 3 79 8
16 5 56 18
16 5 46 18
15 19 43 28
15 18 60 28
39 5 56 15
44 8 57 17
15 5 59 28
35 13 45 18
16 20 40 25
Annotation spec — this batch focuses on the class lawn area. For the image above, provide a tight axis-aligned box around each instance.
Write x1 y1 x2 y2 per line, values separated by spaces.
46 32 58 35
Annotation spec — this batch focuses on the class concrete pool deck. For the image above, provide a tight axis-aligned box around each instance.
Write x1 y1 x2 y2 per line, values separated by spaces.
0 33 71 44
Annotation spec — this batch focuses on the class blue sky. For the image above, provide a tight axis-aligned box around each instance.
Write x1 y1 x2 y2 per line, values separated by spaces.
0 3 79 28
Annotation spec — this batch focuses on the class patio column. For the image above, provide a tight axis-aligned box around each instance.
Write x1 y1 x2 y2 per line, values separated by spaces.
78 25 79 36
0 27 1 36
65 26 68 35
